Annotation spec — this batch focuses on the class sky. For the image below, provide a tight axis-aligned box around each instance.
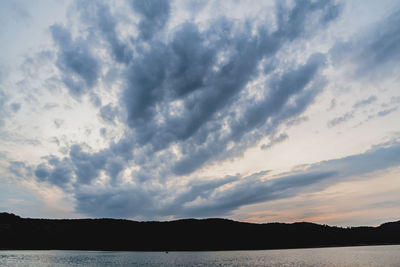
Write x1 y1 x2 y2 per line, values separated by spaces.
0 0 399 226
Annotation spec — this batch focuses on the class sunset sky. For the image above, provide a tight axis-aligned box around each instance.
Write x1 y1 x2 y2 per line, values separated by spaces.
0 0 399 226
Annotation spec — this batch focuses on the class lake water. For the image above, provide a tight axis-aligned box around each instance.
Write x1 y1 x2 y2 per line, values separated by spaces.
1 245 399 266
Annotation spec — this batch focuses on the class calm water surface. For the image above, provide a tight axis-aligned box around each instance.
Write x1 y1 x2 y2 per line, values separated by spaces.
1 245 399 266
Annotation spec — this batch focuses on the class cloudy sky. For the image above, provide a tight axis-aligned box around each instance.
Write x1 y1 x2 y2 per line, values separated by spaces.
0 0 399 226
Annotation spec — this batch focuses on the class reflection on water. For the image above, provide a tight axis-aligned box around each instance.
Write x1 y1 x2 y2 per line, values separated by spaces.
1 245 400 267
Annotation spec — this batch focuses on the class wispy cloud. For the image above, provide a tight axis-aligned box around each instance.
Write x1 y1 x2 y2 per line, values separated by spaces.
327 111 354 127
353 95 377 109
261 133 289 150
71 139 400 218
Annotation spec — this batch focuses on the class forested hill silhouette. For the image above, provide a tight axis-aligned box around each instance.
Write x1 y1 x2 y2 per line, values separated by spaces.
1 212 399 251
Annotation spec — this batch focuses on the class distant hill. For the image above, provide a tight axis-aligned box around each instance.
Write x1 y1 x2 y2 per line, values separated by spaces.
1 212 399 251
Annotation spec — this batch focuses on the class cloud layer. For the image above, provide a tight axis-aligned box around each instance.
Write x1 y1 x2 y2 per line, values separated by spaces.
2 0 400 222
25 0 344 218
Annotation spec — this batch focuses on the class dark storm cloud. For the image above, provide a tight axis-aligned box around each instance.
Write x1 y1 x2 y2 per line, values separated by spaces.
76 1 133 64
69 145 106 185
172 53 326 175
34 0 343 218
75 185 157 218
95 5 132 64
33 138 135 189
120 0 336 173
122 0 339 134
34 157 73 188
229 53 325 138
50 24 100 97
130 0 170 41
34 163 51 181
331 8 400 78
274 0 341 40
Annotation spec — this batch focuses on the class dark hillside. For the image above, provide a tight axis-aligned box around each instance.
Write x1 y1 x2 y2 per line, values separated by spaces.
1 213 399 251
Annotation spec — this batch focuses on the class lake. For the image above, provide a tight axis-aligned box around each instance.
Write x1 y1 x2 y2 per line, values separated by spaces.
0 245 399 266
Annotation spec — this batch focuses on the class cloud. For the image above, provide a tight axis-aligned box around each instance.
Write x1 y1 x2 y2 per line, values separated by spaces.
50 24 100 97
327 111 354 127
335 93 398 127
43 103 59 110
34 163 51 181
99 104 119 124
74 140 400 218
34 157 73 188
75 1 133 64
327 95 378 128
27 0 342 218
9 161 32 178
327 98 336 111
0 90 7 128
331 8 400 79
179 171 336 217
175 140 400 217
53 119 63 129
286 116 309 127
353 95 377 109
3 0 400 224
75 185 156 218
0 1 31 24
0 90 20 128
9 103 20 113
130 0 171 41
377 107 398 117
261 133 289 150
172 52 326 175
380 96 400 111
